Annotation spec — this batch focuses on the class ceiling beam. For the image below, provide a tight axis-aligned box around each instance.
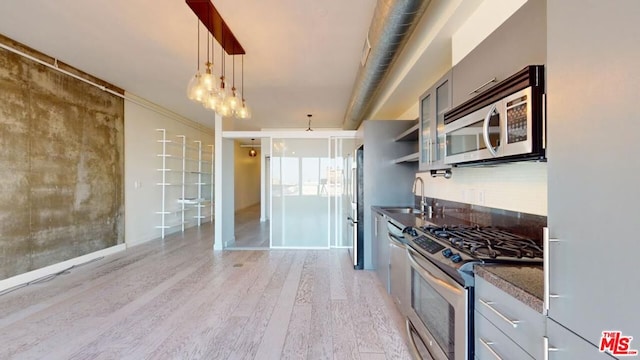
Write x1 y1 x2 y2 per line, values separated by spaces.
185 0 245 55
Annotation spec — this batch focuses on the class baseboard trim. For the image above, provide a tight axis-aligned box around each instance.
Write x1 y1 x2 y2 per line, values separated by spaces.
0 244 127 293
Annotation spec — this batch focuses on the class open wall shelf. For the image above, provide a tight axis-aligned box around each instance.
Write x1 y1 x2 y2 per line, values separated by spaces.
155 129 214 238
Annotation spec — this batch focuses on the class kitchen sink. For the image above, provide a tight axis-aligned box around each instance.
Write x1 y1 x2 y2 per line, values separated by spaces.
382 207 422 214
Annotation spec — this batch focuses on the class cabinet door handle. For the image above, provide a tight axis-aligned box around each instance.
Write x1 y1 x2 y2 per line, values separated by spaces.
543 336 560 360
543 227 561 314
478 298 520 328
479 338 504 360
469 77 497 95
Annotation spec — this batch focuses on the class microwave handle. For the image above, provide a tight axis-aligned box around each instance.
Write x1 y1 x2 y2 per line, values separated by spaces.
482 103 499 157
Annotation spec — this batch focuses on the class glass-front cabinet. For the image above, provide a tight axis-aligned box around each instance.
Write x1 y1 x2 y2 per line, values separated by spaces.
419 71 452 171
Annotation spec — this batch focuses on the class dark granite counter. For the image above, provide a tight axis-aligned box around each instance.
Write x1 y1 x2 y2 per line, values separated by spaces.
475 264 544 313
372 206 472 229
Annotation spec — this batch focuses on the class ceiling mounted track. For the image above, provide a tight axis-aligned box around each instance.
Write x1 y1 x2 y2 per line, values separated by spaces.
185 0 245 55
342 0 431 130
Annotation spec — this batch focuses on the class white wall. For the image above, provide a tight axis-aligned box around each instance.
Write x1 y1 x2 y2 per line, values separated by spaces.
234 141 261 211
415 162 547 216
124 93 214 246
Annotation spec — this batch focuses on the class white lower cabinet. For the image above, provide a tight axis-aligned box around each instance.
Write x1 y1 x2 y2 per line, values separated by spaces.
475 311 534 360
475 276 545 359
545 319 616 360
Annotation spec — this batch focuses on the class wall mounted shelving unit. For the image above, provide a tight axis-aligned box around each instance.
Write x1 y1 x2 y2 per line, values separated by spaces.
392 119 419 164
155 129 213 238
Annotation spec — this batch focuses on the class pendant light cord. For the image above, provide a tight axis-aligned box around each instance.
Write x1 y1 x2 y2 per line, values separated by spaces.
196 19 200 71
241 55 245 100
220 34 225 84
206 10 210 65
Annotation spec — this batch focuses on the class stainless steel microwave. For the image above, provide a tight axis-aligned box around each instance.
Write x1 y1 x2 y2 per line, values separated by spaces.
443 65 545 165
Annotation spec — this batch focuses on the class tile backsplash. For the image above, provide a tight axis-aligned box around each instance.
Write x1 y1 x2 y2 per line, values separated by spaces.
415 161 547 216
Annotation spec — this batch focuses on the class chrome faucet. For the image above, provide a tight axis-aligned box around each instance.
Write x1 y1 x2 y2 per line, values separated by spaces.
412 177 427 213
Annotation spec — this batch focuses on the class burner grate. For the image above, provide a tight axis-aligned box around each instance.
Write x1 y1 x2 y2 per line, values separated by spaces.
420 225 542 259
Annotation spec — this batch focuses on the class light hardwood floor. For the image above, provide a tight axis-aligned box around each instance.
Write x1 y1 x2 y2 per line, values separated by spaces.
0 223 412 359
232 204 269 249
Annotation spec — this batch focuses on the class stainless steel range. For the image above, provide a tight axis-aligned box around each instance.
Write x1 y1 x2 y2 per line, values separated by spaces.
402 224 543 360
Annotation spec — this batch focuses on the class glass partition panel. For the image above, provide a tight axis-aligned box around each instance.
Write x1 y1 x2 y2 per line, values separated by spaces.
271 138 329 248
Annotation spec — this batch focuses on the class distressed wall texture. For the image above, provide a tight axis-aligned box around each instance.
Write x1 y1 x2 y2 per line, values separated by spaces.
0 37 124 280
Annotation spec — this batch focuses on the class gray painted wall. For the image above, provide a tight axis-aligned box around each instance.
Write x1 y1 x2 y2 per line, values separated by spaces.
0 37 124 280
363 120 417 269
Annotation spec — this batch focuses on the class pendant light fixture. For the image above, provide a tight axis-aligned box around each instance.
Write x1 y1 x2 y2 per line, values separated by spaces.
248 138 257 157
216 32 228 102
186 19 205 102
236 55 252 119
215 40 233 117
203 33 222 110
185 0 248 119
306 114 314 131
225 55 241 111
200 31 215 93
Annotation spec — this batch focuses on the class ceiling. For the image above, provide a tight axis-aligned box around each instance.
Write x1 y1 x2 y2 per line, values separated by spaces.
0 0 490 133
0 0 378 131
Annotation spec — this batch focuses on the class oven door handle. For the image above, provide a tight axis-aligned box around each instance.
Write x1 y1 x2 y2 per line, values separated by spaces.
482 103 499 157
407 246 463 298
388 234 406 249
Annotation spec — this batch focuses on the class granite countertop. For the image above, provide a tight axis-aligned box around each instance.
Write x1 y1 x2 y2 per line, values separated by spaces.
474 264 544 313
371 206 472 229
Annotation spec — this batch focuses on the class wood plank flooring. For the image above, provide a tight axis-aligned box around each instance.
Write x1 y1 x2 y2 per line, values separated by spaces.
0 222 412 360
232 204 269 248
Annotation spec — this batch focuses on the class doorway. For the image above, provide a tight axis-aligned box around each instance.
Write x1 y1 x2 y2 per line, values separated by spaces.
228 137 269 249
218 131 356 251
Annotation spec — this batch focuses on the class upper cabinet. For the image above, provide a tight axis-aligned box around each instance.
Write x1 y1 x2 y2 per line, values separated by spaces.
419 70 452 171
451 0 546 108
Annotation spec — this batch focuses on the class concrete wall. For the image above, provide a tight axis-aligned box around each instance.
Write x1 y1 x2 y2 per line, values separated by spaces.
234 141 261 211
0 37 124 280
124 94 214 246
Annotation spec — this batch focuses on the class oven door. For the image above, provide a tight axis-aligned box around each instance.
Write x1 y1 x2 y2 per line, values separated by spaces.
406 246 469 360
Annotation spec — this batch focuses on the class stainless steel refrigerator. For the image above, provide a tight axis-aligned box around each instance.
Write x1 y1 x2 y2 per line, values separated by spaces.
347 145 364 269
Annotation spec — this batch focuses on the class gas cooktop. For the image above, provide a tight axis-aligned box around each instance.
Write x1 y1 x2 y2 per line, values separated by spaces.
403 224 543 286
420 225 543 260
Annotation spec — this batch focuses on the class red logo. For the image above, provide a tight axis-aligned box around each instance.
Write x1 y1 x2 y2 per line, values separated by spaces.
599 331 638 356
